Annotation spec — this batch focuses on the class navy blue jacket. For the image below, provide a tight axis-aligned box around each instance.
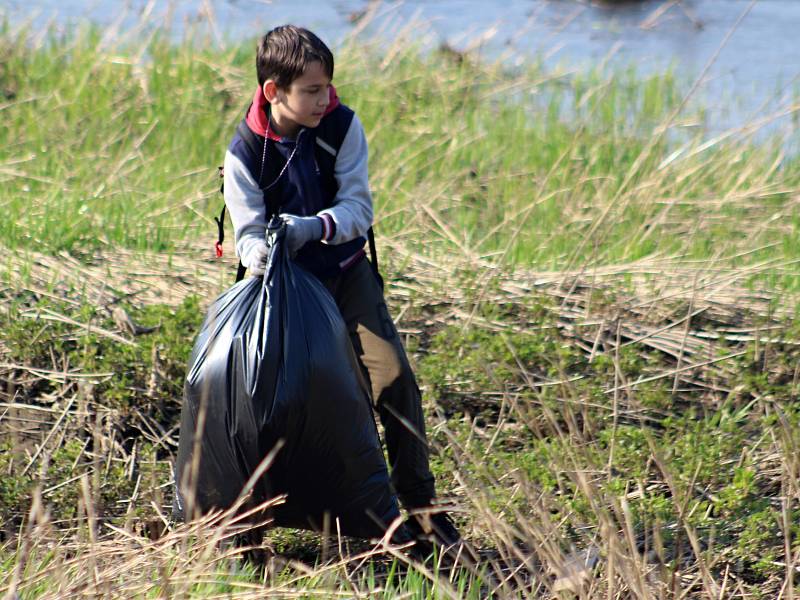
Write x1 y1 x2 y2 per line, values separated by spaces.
224 86 372 278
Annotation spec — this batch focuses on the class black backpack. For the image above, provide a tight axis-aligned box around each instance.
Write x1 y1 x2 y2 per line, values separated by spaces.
214 112 382 287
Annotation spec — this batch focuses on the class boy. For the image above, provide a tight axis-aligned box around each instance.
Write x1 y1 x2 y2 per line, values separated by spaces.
223 25 463 555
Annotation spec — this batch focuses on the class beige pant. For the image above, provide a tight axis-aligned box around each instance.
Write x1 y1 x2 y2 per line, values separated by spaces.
322 257 436 508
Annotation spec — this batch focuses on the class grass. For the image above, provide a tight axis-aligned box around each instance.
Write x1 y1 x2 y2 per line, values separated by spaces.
4 246 800 597
1 17 798 282
1 8 800 599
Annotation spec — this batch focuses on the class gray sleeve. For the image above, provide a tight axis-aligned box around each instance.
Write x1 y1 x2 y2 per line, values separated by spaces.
318 113 374 244
223 149 267 267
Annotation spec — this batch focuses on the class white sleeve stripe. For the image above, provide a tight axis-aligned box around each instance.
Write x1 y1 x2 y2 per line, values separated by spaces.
316 137 337 157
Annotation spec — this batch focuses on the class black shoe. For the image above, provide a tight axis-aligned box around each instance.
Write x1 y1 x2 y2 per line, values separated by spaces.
405 509 478 566
407 510 462 547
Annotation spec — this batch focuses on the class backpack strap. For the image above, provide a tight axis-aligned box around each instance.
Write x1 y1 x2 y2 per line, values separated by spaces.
216 164 250 283
367 226 383 290
235 262 248 283
214 203 226 259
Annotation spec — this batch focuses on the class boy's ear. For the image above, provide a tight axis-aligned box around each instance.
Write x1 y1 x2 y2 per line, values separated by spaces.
262 80 282 105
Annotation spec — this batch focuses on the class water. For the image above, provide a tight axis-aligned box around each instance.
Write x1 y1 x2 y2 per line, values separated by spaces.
4 0 799 139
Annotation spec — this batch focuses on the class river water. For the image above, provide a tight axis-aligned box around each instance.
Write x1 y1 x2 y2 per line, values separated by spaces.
4 0 799 140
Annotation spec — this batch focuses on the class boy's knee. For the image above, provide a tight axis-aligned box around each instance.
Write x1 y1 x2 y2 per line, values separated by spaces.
376 355 418 407
358 326 414 398
373 346 406 398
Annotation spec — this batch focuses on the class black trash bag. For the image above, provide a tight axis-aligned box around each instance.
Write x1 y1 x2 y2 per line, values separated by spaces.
174 218 400 538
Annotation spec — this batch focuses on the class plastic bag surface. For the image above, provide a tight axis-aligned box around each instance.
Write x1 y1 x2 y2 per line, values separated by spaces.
174 220 399 538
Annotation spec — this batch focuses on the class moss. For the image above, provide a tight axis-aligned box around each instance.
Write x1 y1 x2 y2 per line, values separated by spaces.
733 508 781 579
0 295 202 528
1 294 202 417
0 442 30 534
598 425 653 481
417 308 585 417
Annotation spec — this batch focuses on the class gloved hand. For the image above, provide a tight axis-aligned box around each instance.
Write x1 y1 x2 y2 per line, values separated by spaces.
245 240 269 277
280 213 323 256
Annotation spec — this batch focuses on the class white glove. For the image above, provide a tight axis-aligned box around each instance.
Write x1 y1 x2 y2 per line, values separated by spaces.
280 214 323 256
245 240 269 277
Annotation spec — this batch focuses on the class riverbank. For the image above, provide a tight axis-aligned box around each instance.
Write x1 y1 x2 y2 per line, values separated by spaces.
1 22 798 289
5 0 800 139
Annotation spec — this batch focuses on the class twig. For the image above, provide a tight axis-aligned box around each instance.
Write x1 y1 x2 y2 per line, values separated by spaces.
604 351 747 395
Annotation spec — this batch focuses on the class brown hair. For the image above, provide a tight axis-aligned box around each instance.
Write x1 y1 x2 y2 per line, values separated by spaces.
256 25 334 89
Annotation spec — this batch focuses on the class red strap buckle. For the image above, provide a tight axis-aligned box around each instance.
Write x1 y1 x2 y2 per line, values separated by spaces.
215 241 223 258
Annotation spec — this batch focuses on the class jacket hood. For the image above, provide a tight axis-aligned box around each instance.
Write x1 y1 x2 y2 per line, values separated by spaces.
245 85 340 141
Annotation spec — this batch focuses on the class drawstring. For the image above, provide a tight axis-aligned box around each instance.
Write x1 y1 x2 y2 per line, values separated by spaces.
257 118 269 185
214 204 226 258
259 109 300 211
219 112 298 263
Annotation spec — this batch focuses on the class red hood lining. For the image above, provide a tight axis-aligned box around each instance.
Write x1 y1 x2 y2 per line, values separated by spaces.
245 85 340 141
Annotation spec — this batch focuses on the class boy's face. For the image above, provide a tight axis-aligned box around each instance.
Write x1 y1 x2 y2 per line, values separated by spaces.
264 61 331 138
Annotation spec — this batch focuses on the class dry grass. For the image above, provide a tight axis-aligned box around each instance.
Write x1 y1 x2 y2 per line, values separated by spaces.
2 236 799 598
